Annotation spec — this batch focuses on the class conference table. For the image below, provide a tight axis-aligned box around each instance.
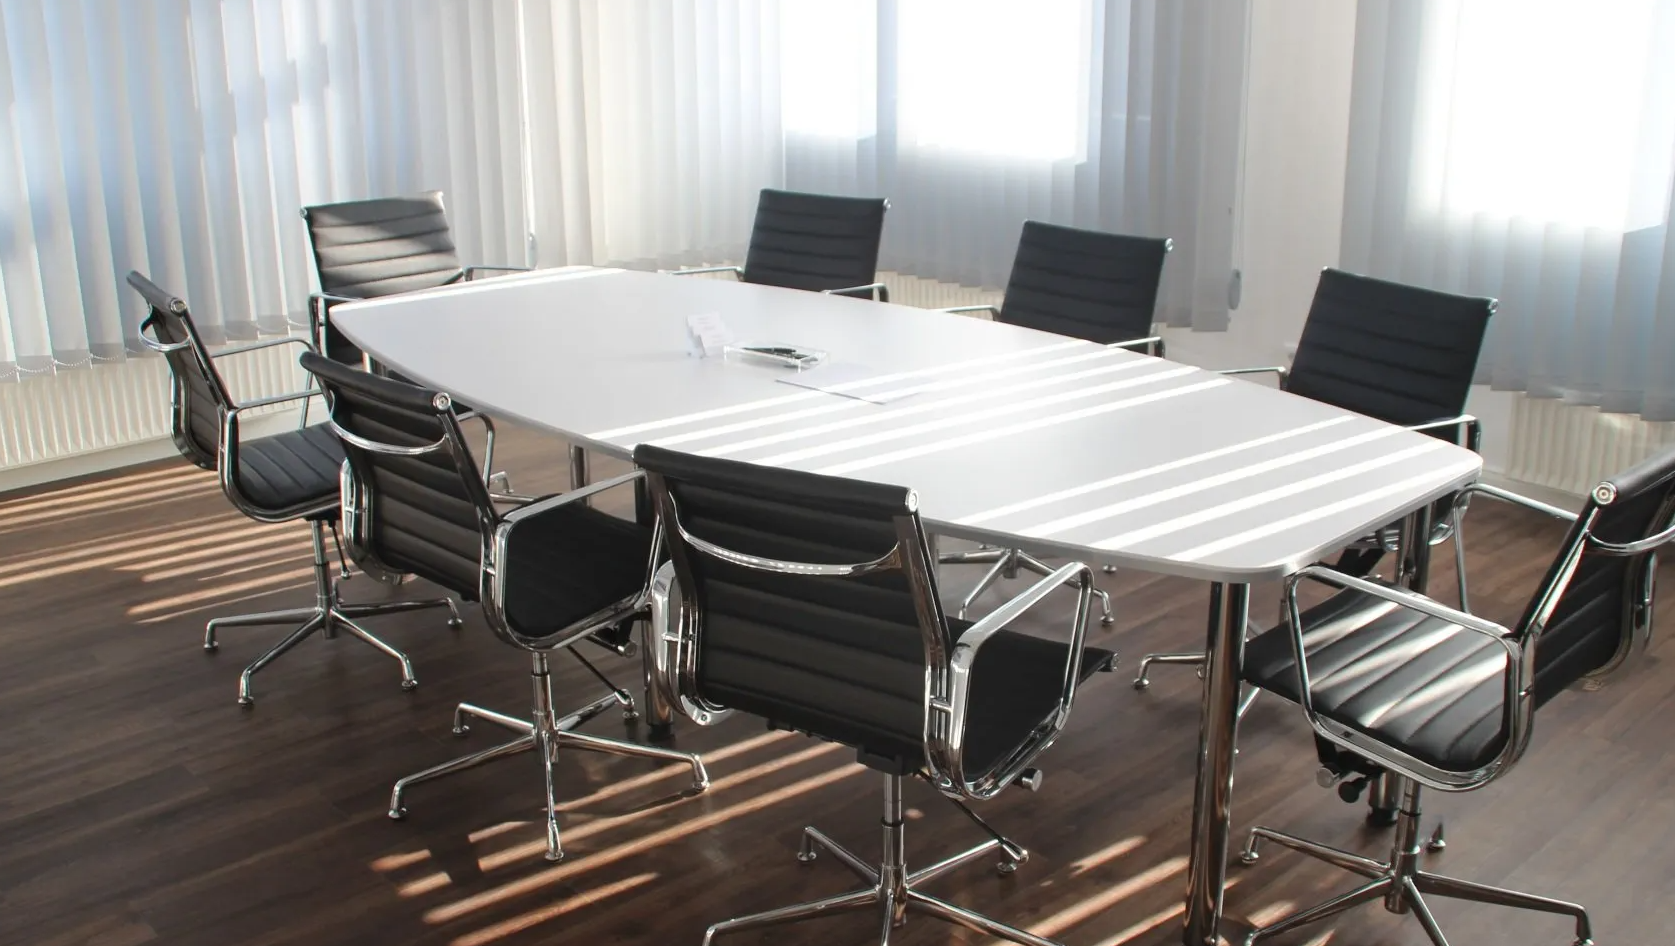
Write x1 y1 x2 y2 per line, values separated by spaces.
331 265 1482 946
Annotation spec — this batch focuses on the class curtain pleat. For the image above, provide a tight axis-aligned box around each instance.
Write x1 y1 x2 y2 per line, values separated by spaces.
0 0 528 380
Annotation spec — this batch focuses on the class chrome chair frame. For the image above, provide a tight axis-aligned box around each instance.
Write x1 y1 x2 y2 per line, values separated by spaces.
644 471 1106 946
322 392 707 862
1133 360 1483 697
133 282 458 706
662 263 890 303
1234 481 1670 946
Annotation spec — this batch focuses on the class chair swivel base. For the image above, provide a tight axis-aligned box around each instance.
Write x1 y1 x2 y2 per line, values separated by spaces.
202 520 460 706
1237 780 1590 946
388 650 709 862
704 772 1059 946
943 546 1115 627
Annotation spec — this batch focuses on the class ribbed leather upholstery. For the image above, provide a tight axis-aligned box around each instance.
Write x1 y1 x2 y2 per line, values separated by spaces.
1246 445 1675 777
740 189 887 294
997 221 1169 345
299 353 488 597
302 192 464 365
301 353 653 644
235 425 347 517
1288 269 1494 428
636 444 1113 777
130 273 233 471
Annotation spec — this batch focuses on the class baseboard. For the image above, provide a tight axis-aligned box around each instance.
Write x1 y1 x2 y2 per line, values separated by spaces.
0 409 309 496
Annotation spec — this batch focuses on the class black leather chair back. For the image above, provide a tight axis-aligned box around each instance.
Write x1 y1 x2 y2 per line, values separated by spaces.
1521 447 1675 705
1288 269 1495 428
635 444 946 769
998 221 1170 345
299 351 491 600
740 189 888 294
301 192 464 363
127 271 235 471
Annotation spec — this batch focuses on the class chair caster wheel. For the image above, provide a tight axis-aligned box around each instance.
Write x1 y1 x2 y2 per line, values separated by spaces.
996 859 1019 876
1132 678 1151 691
388 807 407 821
622 707 640 722
446 616 463 629
1238 849 1260 866
401 679 419 692
1100 614 1115 627
452 725 470 737
796 850 817 864
237 696 254 708
203 641 219 652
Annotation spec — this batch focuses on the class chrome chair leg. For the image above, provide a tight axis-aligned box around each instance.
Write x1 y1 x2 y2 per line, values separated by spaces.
204 520 457 705
388 650 709 863
1239 777 1593 946
957 556 1013 619
956 548 1114 627
1132 651 1204 689
705 772 1060 946
1013 550 1114 626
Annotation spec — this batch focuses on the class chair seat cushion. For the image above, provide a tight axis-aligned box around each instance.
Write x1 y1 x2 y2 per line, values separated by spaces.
235 423 345 517
1242 589 1509 774
498 502 653 642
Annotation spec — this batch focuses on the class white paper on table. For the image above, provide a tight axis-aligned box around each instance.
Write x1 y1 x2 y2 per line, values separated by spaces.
775 363 917 404
686 312 733 358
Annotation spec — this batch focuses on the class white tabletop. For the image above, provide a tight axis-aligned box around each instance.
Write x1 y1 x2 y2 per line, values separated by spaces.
332 266 1482 583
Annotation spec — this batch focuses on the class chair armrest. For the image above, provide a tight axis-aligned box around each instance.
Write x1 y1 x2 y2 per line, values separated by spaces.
934 561 1099 800
1451 482 1578 524
211 336 318 360
941 304 1001 318
822 283 890 303
1280 563 1527 789
228 389 321 415
1406 413 1482 452
1220 365 1290 384
661 265 743 278
1108 335 1165 357
463 265 532 280
499 469 645 525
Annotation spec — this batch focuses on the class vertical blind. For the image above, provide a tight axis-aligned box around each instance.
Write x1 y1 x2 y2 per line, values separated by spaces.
1342 0 1675 420
0 0 1248 383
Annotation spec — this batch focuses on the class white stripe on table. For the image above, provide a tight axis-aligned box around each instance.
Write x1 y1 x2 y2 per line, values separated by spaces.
589 339 1087 440
1089 440 1450 551
815 378 1230 476
753 366 1199 467
699 357 1161 457
648 345 1138 449
1170 464 1476 563
1015 425 1409 538
956 416 1357 526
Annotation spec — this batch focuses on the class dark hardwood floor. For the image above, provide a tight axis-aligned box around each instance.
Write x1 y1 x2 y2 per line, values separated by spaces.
2 425 1671 946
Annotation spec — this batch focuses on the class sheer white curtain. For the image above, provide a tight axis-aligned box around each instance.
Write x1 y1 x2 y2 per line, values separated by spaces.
1342 0 1675 419
780 0 1250 330
520 0 784 270
0 0 526 381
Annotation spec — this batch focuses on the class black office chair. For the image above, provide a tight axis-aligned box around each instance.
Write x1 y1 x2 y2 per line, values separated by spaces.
1134 268 1494 699
301 191 528 497
1231 447 1675 946
634 443 1116 946
299 352 707 862
939 221 1172 626
664 188 890 301
127 272 458 706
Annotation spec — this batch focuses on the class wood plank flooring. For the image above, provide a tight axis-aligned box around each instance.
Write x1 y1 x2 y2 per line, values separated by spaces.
1 425 1671 946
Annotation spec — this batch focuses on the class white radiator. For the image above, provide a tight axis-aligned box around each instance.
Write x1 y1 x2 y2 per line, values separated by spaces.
0 343 311 475
1503 396 1675 498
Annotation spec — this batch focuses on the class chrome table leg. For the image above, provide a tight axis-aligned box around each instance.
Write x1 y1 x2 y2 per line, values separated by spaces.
1183 582 1250 946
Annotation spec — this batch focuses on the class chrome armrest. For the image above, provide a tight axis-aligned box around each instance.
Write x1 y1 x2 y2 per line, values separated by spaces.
661 265 743 278
822 282 890 303
463 264 532 280
228 389 321 416
499 469 645 524
934 561 1099 800
1406 413 1482 453
1220 365 1290 384
211 336 318 360
1108 335 1165 357
940 304 1001 318
1451 482 1579 524
1281 563 1527 790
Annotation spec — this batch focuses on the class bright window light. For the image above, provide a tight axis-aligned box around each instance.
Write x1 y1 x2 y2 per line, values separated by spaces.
896 0 1088 161
780 0 877 139
1416 0 1674 230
